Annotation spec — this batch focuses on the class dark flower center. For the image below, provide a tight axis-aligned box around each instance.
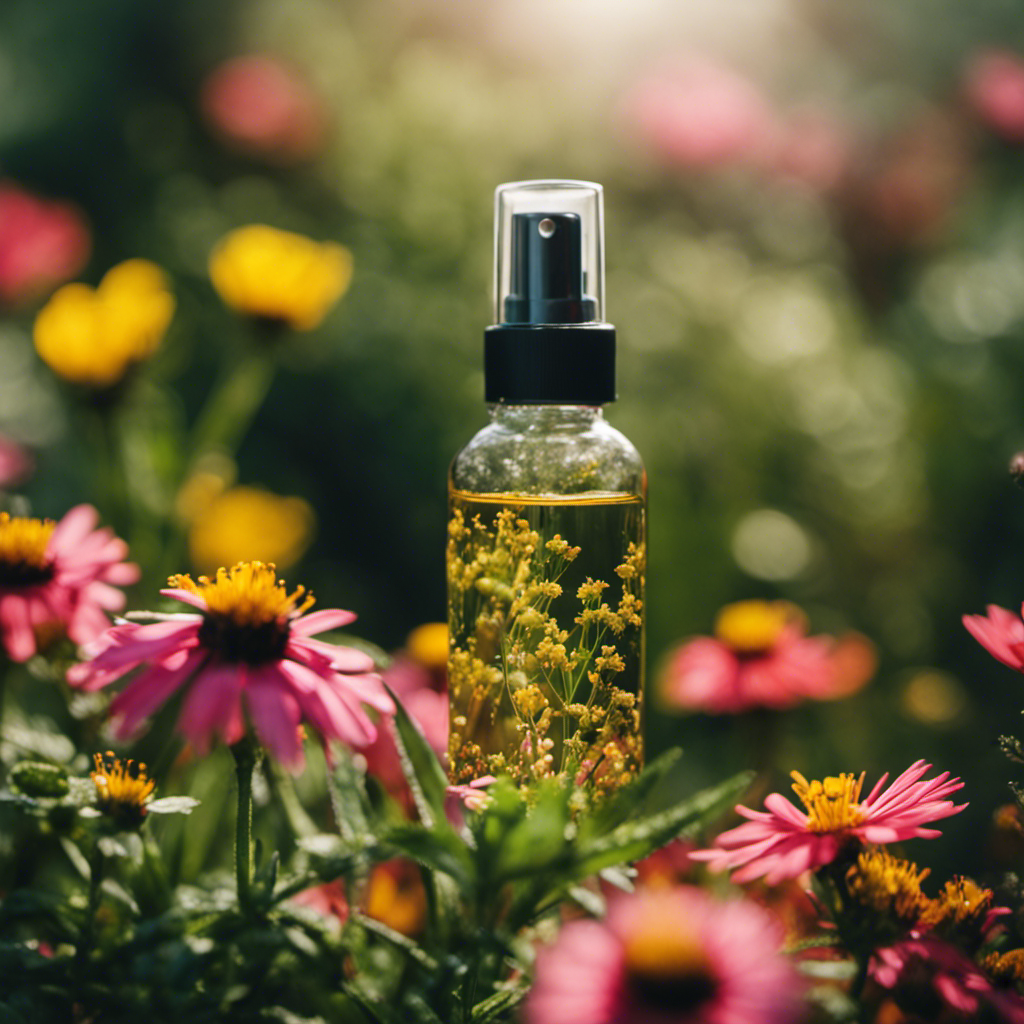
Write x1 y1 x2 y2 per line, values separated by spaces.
198 613 290 664
0 559 55 588
628 967 718 1013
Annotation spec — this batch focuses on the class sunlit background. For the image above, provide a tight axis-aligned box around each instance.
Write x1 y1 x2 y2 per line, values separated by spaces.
6 0 1024 876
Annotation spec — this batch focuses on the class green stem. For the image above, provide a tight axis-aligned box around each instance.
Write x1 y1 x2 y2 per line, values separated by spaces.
232 739 258 915
188 349 276 465
76 842 106 978
267 759 319 840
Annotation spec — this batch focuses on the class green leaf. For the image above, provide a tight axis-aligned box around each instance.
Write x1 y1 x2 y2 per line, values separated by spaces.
470 987 527 1024
493 779 571 881
798 959 859 981
386 684 449 829
580 748 683 840
566 884 606 917
574 770 753 876
384 823 474 887
350 912 440 971
327 750 375 846
402 992 445 1024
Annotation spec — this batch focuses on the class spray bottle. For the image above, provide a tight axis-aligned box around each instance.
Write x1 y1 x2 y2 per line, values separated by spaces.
447 180 645 801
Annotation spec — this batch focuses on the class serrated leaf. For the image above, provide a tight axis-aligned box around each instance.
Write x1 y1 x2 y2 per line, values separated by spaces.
384 823 474 887
327 749 374 845
147 796 200 815
351 912 439 971
386 685 449 829
574 770 753 876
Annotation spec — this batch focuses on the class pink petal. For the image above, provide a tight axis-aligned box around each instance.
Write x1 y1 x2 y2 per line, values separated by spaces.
177 662 245 752
246 667 304 768
48 504 98 551
0 594 37 661
110 648 207 737
289 608 357 636
159 587 209 611
287 635 375 673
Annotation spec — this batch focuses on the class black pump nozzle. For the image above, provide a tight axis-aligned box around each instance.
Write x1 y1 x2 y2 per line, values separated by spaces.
503 212 597 325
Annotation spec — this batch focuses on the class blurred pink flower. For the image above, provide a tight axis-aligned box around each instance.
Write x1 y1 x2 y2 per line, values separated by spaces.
964 49 1024 143
0 182 90 306
526 885 802 1024
767 109 853 193
67 562 393 770
0 504 138 662
361 658 448 794
658 600 875 714
201 55 327 163
0 435 33 489
622 58 776 171
446 775 496 823
290 880 349 929
871 935 1024 1023
963 603 1024 671
691 760 966 885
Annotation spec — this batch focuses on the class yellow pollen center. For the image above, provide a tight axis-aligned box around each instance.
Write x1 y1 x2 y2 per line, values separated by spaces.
168 561 314 628
714 600 793 653
846 848 931 923
0 513 54 571
91 751 155 816
622 926 713 982
921 876 994 929
791 770 866 832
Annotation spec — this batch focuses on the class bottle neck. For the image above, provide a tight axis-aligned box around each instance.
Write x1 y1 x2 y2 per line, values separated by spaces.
487 404 603 432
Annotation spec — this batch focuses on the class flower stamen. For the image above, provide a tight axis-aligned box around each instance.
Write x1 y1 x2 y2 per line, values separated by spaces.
170 562 315 628
714 600 794 654
791 770 866 832
91 750 155 827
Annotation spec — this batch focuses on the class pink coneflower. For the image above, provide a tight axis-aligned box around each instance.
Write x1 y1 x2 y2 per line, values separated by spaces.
871 935 1024 1023
525 886 803 1024
691 761 966 884
963 603 1024 671
0 504 139 662
0 182 90 306
67 562 393 770
659 600 875 714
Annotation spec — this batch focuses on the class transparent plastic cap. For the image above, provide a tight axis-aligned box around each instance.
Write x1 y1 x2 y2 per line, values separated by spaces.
493 180 605 325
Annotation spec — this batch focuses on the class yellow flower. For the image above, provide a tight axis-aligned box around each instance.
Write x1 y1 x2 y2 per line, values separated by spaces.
406 622 448 671
186 486 315 574
33 259 175 387
209 224 353 329
90 751 156 828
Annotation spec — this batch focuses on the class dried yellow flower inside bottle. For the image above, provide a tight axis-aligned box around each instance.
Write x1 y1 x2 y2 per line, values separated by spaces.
447 490 645 800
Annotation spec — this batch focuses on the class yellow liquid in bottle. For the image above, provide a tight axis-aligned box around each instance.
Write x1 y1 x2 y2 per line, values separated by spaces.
447 489 645 798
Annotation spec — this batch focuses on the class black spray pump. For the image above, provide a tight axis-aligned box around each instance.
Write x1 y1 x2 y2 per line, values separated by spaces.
503 212 597 325
484 181 616 404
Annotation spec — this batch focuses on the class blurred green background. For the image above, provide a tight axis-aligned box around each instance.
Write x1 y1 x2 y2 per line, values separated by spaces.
5 0 1024 875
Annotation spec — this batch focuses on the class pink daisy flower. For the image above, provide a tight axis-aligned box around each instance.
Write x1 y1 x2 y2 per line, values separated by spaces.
67 561 393 770
525 885 803 1024
659 600 875 714
871 935 1024 1024
0 504 139 662
963 603 1024 671
690 761 966 884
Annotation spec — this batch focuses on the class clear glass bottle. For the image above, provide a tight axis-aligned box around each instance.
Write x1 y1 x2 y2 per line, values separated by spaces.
447 181 646 801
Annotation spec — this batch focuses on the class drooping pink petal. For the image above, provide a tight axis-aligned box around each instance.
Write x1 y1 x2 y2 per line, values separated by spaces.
177 661 245 752
246 666 304 767
47 503 98 551
110 647 207 738
0 592 37 661
964 605 1024 671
